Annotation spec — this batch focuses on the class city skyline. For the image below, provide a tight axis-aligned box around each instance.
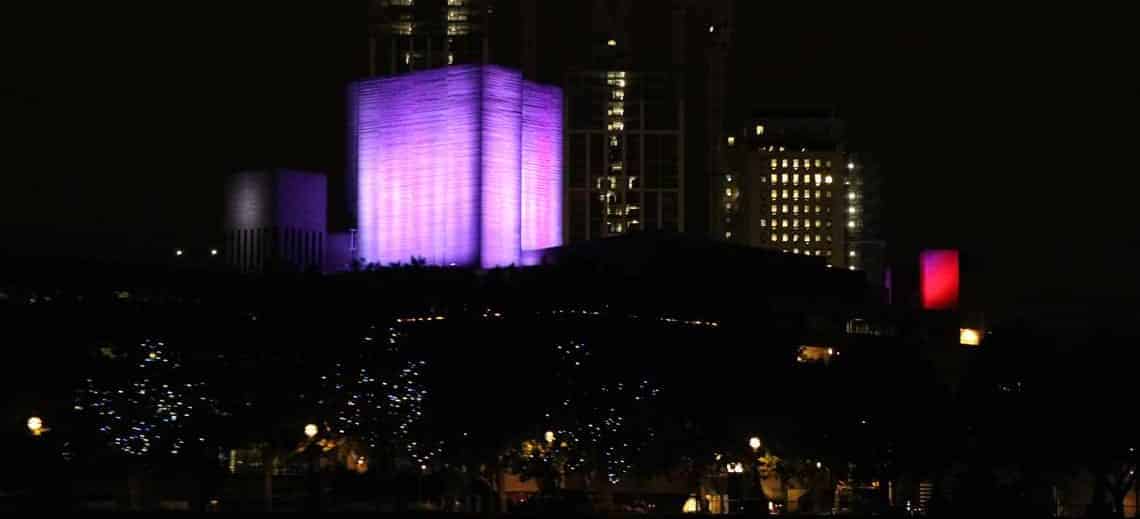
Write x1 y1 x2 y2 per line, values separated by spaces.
2 2 1135 328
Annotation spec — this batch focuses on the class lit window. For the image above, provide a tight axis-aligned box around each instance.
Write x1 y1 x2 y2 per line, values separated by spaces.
827 235 833 241
848 207 857 214
793 248 799 254
815 190 821 199
771 159 778 169
771 189 778 199
827 191 832 198
725 231 732 239
607 39 617 47
792 234 799 241
793 206 799 214
781 234 789 242
815 220 822 228
793 220 799 228
848 192 856 200
782 190 789 199
849 265 856 271
804 235 811 243
960 328 981 346
793 159 800 169
793 189 799 199
782 219 788 228
770 173 778 183
727 136 735 146
816 234 822 241
793 174 800 185
815 159 821 167
815 174 822 185
760 219 766 227
782 159 789 168
826 160 832 167
770 205 777 215
781 205 788 213
849 250 857 257
805 204 811 213
848 220 856 228
756 124 765 135
781 173 789 183
825 175 833 184
815 205 821 213
771 233 778 242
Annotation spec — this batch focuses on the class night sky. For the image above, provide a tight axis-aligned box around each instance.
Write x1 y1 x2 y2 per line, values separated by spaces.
2 3 1135 329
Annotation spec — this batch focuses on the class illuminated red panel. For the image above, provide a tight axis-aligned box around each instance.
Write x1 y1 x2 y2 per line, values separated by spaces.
920 250 959 310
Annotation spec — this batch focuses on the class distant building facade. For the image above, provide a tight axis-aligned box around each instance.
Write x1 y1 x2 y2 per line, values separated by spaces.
714 115 885 278
348 65 562 268
367 0 498 75
553 0 733 242
223 169 327 273
362 1 734 243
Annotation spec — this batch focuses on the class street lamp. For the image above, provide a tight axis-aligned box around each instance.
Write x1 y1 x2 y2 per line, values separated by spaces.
303 424 321 512
27 416 44 436
747 437 767 514
544 430 555 444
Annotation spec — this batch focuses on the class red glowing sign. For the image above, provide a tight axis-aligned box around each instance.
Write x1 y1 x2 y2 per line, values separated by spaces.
920 250 959 310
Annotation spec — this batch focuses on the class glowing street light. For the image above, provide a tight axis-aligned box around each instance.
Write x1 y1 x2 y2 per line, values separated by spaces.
749 436 762 452
544 430 555 444
304 423 318 439
210 249 219 256
27 416 45 436
174 249 183 257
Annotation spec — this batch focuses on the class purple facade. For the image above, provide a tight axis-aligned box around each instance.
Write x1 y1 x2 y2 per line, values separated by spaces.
351 66 562 268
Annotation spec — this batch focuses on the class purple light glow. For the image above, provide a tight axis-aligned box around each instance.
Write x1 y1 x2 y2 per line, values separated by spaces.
352 66 562 268
521 82 563 264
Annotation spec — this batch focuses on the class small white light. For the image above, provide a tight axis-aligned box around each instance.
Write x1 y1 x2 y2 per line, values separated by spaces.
708 25 715 33
304 424 318 439
816 461 822 469
607 39 617 47
175 249 183 256
849 251 856 257
848 162 855 170
210 249 218 256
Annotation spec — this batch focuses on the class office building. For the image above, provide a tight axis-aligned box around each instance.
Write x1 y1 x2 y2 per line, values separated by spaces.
348 65 562 268
715 115 863 268
223 170 328 273
524 0 733 242
367 0 501 75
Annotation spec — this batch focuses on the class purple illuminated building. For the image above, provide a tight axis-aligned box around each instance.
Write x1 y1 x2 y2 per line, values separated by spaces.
349 65 563 268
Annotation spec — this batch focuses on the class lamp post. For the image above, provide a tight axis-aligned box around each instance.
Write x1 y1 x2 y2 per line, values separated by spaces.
748 437 769 516
304 424 321 512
